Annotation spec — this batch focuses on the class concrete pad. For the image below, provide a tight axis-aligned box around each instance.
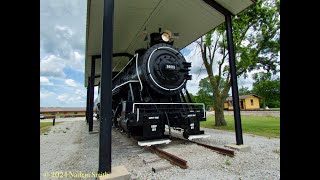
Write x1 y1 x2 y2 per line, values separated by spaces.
152 164 173 173
98 165 130 180
143 157 162 164
89 131 99 134
225 144 251 152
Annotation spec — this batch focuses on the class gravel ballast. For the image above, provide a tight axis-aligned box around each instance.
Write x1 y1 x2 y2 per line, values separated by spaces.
40 118 280 180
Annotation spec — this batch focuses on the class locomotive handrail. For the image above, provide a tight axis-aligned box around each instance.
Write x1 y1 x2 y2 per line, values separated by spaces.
132 103 206 118
112 53 138 81
111 53 143 92
112 80 139 92
135 53 143 91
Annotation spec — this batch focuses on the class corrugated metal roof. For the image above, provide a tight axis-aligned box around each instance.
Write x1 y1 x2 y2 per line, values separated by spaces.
40 107 86 113
84 0 255 87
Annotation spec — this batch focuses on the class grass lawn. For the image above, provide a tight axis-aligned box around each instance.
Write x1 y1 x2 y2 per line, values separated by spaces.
40 122 62 134
268 108 280 111
201 115 280 138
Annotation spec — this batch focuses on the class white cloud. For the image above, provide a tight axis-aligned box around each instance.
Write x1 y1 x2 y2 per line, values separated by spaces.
236 68 272 92
75 89 86 97
40 51 84 78
69 51 84 71
238 74 255 90
184 42 213 95
74 51 83 61
184 42 198 52
55 25 74 39
57 92 86 105
186 80 202 95
57 94 69 102
40 76 53 85
65 79 78 87
40 55 66 78
40 0 88 107
40 91 55 99
40 76 88 107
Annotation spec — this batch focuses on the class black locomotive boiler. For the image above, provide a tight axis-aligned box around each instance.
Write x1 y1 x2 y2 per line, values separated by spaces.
95 31 207 142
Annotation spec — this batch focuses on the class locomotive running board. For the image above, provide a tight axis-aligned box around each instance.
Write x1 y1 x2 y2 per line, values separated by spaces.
138 139 171 146
188 134 210 140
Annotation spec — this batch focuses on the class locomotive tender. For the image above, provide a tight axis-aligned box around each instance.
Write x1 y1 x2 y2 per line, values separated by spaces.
95 30 207 143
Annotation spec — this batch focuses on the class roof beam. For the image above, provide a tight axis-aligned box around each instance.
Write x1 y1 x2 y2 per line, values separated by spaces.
94 71 119 79
91 52 134 59
202 0 234 16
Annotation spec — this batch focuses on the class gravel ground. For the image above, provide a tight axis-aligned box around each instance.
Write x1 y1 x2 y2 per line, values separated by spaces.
40 118 280 180
40 117 90 122
207 110 280 117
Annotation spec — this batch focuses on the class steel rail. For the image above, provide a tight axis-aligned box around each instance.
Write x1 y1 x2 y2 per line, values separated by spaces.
146 145 188 169
170 136 235 157
188 140 235 157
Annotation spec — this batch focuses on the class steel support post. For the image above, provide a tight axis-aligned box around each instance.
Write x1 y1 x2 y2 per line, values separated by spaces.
98 0 114 174
89 57 95 132
86 77 90 124
225 14 243 145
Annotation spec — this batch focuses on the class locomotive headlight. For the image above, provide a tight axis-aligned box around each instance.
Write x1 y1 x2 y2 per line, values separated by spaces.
161 30 172 42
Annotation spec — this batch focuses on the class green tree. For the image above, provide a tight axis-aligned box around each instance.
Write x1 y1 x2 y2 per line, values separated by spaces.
238 86 252 96
195 78 214 108
198 77 213 94
197 0 280 126
187 93 196 102
252 72 280 108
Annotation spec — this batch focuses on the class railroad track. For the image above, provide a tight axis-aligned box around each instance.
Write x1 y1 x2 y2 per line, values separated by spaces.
143 137 235 170
146 145 188 169
172 136 235 157
189 140 235 157
114 128 235 170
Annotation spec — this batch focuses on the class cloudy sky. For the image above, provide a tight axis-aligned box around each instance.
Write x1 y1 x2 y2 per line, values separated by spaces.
40 0 264 107
41 0 87 107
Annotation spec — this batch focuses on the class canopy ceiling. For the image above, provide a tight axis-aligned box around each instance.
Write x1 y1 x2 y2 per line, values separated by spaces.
84 0 254 87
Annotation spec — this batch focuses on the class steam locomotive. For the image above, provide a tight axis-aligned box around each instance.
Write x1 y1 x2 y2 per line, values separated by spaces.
95 30 206 142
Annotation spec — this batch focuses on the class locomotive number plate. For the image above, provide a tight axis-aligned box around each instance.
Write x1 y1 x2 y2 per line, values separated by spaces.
165 64 176 70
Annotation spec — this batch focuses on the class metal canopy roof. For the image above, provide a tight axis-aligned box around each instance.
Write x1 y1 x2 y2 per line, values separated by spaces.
84 0 254 87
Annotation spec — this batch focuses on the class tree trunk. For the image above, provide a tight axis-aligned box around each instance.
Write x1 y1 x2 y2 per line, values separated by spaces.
214 97 227 126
